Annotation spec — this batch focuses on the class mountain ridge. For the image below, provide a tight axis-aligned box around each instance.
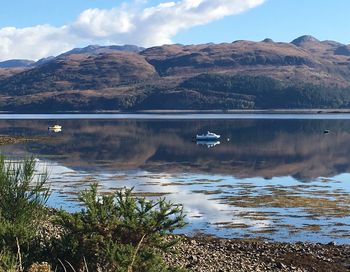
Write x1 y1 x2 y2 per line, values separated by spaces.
1 36 350 112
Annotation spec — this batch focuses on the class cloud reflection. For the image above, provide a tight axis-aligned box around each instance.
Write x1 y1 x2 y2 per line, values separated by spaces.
39 159 271 234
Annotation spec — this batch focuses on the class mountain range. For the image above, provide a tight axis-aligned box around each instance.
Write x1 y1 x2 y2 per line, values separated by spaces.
1 36 350 112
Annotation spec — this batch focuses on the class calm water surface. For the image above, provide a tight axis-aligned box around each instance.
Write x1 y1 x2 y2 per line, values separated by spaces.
1 114 350 243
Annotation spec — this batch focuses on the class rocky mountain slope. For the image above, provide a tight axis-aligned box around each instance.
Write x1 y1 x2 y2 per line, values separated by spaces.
60 44 145 56
0 35 350 112
0 59 35 68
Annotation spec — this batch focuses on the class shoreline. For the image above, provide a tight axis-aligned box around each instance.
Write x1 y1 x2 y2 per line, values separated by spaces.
1 109 350 115
0 135 51 145
40 216 350 272
136 109 350 114
164 235 350 272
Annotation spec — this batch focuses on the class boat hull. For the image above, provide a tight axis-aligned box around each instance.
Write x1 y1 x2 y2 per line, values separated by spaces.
196 136 220 141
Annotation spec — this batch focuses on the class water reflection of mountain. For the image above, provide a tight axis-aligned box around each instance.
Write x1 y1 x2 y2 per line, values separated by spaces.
1 118 350 181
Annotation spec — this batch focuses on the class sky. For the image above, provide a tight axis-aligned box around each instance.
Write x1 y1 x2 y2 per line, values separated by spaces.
0 0 349 61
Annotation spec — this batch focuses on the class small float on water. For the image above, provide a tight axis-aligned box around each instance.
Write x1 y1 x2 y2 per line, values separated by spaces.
196 131 220 141
48 124 62 133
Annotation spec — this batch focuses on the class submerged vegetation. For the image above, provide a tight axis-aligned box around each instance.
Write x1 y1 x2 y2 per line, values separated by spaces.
0 157 186 272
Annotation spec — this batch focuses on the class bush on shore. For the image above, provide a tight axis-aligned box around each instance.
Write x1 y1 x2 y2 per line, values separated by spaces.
0 156 50 271
0 157 187 272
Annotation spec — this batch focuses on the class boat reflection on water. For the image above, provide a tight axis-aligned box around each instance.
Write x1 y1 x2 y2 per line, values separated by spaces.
196 140 221 148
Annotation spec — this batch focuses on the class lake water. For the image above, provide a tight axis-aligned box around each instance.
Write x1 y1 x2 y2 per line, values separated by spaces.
1 114 350 243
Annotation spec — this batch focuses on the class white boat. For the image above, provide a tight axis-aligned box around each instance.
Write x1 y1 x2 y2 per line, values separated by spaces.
48 124 62 130
196 131 220 141
48 125 62 132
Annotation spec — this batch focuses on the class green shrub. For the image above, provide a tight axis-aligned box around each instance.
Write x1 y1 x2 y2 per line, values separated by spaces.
0 157 187 271
0 156 50 269
53 184 186 272
0 249 20 272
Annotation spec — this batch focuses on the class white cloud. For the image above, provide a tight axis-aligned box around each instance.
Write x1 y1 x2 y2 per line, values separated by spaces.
0 25 73 61
0 0 265 61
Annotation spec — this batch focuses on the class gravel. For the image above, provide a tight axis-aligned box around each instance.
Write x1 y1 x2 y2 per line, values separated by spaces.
163 235 350 272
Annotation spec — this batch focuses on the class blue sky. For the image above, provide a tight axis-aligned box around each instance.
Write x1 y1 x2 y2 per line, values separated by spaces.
0 0 349 60
176 0 350 45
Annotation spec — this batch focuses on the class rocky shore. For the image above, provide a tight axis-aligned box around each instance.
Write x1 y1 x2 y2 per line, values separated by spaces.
163 235 350 272
38 209 350 271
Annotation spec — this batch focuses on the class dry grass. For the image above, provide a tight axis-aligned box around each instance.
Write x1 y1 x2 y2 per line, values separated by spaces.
28 263 53 272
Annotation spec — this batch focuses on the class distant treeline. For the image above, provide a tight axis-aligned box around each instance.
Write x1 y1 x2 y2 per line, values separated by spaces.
2 72 350 112
180 74 350 109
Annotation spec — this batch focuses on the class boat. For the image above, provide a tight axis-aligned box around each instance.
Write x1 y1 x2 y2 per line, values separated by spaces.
48 125 62 132
196 131 220 141
48 125 62 130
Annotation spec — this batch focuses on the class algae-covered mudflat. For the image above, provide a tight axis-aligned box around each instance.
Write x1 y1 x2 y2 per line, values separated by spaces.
1 114 350 243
